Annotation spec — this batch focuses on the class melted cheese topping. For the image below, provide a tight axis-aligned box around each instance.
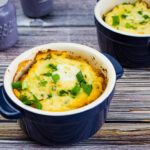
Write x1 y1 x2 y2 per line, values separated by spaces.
104 1 150 34
13 50 107 112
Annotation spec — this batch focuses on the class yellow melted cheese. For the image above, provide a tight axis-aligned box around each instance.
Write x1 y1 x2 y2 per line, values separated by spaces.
104 1 150 34
13 51 106 112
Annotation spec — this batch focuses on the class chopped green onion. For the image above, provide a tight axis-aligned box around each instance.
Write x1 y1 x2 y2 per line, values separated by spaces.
39 80 48 87
121 14 127 19
22 81 28 90
70 84 81 96
43 72 52 77
76 71 86 83
32 94 42 110
34 102 42 109
59 90 69 96
12 81 22 89
137 11 143 15
139 21 147 24
48 64 57 71
20 95 33 105
82 84 93 95
143 15 150 19
125 23 137 29
48 94 53 98
52 74 60 83
112 16 120 26
33 94 38 101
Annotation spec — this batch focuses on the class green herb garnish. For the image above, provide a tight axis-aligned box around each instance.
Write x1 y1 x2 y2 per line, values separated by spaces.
48 64 57 71
12 81 22 89
139 21 147 24
39 80 48 86
82 84 93 95
32 94 42 109
70 84 81 96
125 23 137 29
112 16 120 26
138 11 143 15
76 71 86 83
48 94 53 98
52 74 60 83
43 72 52 77
121 14 127 19
20 95 33 105
122 2 128 5
59 90 69 96
143 15 150 19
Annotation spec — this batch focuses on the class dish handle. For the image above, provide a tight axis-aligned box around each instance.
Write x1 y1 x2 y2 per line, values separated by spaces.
0 85 22 119
103 53 123 80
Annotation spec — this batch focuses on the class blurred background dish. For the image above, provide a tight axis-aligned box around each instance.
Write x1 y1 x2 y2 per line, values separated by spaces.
95 0 150 68
20 0 53 18
0 0 18 50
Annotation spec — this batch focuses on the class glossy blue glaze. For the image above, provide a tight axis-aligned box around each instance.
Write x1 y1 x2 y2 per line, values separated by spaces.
0 85 22 119
103 53 123 79
0 84 114 145
0 53 123 145
95 19 150 68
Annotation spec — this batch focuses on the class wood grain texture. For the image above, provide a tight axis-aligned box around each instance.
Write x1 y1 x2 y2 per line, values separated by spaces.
1 122 150 141
0 0 150 149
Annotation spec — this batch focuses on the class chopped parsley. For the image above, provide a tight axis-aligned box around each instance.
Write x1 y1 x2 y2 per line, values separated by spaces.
52 74 60 83
112 16 120 26
12 81 22 89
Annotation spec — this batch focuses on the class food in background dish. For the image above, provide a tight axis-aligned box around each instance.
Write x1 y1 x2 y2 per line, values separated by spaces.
104 1 150 34
12 50 107 112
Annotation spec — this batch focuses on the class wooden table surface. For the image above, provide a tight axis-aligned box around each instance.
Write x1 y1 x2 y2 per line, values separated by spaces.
0 0 150 149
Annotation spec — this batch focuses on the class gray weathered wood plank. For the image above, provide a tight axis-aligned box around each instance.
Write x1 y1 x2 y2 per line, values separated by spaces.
0 122 150 143
0 142 150 150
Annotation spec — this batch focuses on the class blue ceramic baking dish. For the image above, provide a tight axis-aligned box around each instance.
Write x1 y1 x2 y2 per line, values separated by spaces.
95 0 150 68
0 43 123 145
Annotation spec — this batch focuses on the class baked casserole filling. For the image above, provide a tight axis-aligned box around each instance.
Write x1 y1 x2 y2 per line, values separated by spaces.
104 1 150 34
12 50 107 112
